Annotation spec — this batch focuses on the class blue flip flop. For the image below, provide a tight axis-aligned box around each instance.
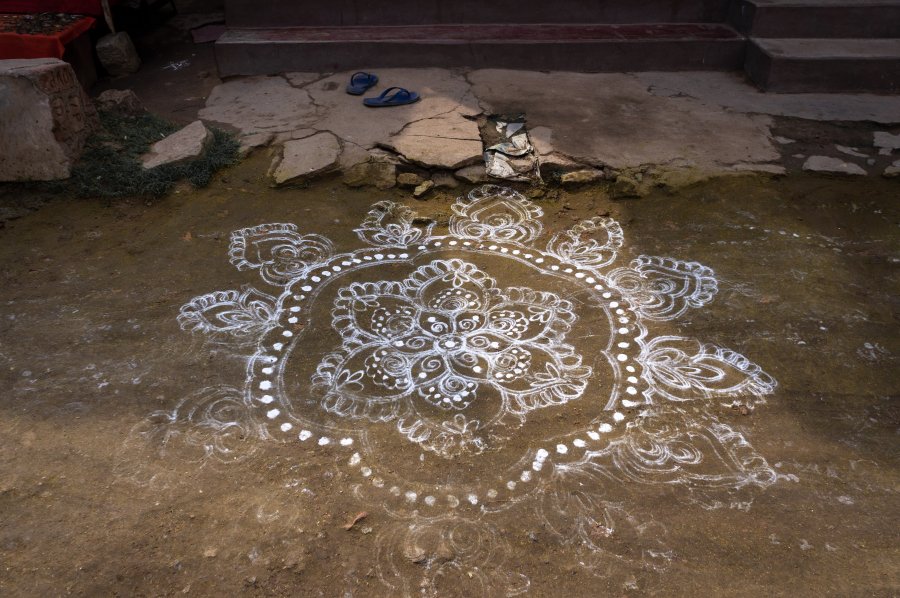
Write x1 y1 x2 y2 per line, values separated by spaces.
363 87 420 107
346 72 378 95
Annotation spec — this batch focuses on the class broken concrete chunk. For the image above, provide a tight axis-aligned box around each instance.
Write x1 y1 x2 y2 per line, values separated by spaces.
835 145 867 159
142 120 212 170
387 112 483 170
336 143 371 171
270 132 341 185
455 165 489 183
802 155 866 176
873 131 900 151
413 180 435 199
883 160 900 178
397 172 425 187
560 169 605 186
0 58 97 181
538 153 580 178
342 160 396 190
529 126 554 155
238 132 274 157
96 89 144 116
96 32 141 76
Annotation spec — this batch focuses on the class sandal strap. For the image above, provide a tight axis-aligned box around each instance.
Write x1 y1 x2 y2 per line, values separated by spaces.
377 86 409 99
350 72 373 85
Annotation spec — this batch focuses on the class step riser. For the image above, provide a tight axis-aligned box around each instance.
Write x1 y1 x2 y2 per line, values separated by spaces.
216 38 745 77
224 0 731 28
745 44 900 92
732 1 900 38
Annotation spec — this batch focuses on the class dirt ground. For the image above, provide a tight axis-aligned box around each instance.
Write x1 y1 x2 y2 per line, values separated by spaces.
0 153 897 595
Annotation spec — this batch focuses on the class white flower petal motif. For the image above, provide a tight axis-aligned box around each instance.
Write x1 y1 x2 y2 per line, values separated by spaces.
546 216 624 269
228 223 334 285
608 256 718 321
449 185 543 243
355 200 431 247
178 286 278 339
640 336 776 402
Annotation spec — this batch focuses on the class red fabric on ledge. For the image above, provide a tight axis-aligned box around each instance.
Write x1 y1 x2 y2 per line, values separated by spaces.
0 15 95 59
0 1 119 17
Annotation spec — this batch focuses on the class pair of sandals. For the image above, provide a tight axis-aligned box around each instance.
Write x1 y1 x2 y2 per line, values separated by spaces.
346 72 420 107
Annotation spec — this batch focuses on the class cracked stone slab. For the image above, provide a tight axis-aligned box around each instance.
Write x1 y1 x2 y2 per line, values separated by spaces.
284 72 322 88
802 155 867 176
306 69 483 150
468 70 778 171
199 76 319 135
637 71 900 124
386 111 483 170
270 132 341 185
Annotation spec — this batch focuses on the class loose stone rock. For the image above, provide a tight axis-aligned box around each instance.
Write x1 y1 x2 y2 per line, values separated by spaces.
413 180 435 199
431 173 459 189
802 155 866 176
560 169 605 185
96 32 141 76
270 132 341 185
0 58 97 181
454 165 489 183
96 89 144 116
342 160 397 190
141 120 212 170
397 172 425 187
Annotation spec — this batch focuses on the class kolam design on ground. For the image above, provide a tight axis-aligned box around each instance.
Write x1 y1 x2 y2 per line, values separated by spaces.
175 185 778 518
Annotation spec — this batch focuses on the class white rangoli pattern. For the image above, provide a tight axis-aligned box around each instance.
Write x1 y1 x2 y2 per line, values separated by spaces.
312 259 590 456
122 185 784 596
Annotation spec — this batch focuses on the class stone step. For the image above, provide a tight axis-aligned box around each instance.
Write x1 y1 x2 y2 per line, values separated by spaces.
225 0 730 28
215 23 745 76
745 38 900 92
731 0 900 38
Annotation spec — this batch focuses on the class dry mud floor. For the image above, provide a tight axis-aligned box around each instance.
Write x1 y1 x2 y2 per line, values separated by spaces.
0 161 897 596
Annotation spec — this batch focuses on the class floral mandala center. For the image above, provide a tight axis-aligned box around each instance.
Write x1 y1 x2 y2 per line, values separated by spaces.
313 259 591 453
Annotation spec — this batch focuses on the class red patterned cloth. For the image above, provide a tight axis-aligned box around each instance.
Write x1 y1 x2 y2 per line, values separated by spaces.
0 1 119 17
0 14 95 58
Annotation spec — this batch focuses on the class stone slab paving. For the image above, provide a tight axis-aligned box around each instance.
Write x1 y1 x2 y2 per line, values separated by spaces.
193 68 900 189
